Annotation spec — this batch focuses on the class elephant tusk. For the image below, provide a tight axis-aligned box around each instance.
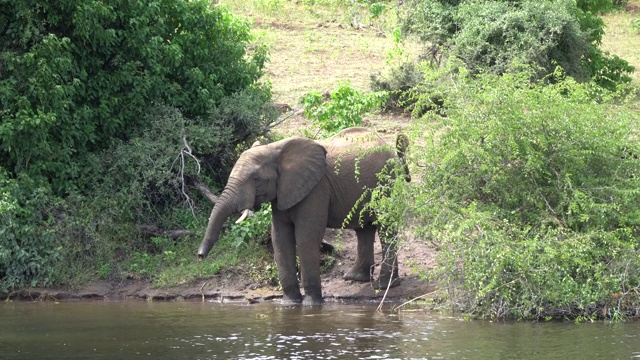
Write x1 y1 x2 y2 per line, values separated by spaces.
235 209 252 224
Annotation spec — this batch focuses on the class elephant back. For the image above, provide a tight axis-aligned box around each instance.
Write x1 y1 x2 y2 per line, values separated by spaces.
320 128 398 227
320 127 395 164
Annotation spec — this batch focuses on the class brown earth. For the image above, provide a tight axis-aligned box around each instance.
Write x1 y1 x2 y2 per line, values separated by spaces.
4 228 437 305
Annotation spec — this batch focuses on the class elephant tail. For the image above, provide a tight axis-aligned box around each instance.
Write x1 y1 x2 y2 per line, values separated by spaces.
396 134 411 182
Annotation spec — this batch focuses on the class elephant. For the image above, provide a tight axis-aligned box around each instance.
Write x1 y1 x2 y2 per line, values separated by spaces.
197 127 410 305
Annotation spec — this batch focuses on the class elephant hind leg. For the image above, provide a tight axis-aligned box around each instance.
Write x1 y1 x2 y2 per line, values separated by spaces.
344 225 376 282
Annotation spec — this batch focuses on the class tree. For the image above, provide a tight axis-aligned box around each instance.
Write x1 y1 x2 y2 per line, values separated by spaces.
370 67 640 319
400 0 634 88
0 0 269 193
0 0 275 292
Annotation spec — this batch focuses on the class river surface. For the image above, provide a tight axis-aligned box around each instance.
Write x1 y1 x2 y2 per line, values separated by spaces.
1 301 640 359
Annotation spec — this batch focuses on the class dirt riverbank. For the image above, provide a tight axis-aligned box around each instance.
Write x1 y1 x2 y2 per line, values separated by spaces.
2 229 436 304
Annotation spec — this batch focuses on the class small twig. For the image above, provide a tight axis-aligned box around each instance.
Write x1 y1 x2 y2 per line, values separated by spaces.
260 106 303 135
200 281 209 303
4 290 18 302
172 135 203 217
376 257 397 312
392 291 437 312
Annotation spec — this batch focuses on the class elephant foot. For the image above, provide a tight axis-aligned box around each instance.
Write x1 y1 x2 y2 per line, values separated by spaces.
373 276 401 290
281 294 303 305
302 296 324 306
281 285 303 304
302 286 323 306
343 266 372 282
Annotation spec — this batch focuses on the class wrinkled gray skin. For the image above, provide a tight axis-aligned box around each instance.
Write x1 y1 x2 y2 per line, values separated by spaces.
197 127 410 305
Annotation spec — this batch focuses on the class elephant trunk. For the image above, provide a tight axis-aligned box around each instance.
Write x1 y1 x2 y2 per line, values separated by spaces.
197 194 236 260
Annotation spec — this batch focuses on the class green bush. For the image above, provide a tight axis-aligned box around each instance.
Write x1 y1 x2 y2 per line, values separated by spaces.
301 82 388 135
0 0 277 292
123 205 275 287
400 0 634 88
226 204 272 252
0 0 268 194
372 67 640 320
370 61 425 111
0 173 61 293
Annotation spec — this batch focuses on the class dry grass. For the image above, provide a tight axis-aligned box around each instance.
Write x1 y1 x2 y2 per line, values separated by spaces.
601 1 640 84
219 0 418 135
220 0 640 133
258 22 396 104
222 0 413 104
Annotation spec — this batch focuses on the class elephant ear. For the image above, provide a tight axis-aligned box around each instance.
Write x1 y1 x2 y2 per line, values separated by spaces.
276 138 327 210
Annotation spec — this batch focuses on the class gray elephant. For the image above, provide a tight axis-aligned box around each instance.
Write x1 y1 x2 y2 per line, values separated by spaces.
197 127 410 305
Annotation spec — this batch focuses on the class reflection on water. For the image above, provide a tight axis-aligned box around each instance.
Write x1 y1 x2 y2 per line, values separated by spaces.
1 301 640 359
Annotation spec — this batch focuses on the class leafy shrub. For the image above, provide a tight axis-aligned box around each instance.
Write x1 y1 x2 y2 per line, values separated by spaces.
0 0 268 194
192 84 280 183
371 67 640 320
400 0 634 88
226 204 273 251
123 205 274 287
369 2 386 20
0 175 58 293
0 0 276 291
369 25 425 111
371 61 425 111
301 82 388 135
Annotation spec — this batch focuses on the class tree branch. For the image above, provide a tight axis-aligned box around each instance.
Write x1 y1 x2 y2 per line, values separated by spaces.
138 225 195 239
187 176 219 204
259 105 303 138
172 135 201 211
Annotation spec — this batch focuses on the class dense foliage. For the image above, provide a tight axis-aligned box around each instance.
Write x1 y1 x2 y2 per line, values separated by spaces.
0 0 276 293
0 0 268 193
301 82 387 135
400 0 634 89
371 65 640 320
0 172 60 290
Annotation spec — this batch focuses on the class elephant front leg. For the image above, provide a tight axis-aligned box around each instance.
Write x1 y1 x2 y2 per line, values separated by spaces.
272 220 302 304
344 225 376 282
297 225 326 306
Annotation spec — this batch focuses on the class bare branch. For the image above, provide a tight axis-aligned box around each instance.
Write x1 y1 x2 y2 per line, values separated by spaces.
138 225 195 239
189 176 219 204
172 135 203 215
200 281 209 302
259 105 303 137
376 255 397 312
392 291 437 312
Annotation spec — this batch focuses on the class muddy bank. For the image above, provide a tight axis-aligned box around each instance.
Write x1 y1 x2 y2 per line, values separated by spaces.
1 273 435 304
1 229 436 304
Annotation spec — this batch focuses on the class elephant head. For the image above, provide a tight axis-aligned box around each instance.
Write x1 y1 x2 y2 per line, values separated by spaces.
197 137 328 259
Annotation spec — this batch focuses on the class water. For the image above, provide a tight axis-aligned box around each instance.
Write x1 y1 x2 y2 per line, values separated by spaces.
1 301 640 359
